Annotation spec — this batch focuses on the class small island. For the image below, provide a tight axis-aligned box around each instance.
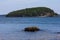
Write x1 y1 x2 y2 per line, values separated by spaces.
6 7 58 17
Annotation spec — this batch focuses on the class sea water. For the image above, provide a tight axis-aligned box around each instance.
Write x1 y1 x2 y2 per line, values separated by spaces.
0 17 60 40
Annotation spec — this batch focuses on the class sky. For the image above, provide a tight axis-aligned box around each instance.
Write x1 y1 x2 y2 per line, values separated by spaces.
0 0 60 15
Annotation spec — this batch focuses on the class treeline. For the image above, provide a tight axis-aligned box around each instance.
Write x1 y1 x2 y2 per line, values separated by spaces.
6 7 58 17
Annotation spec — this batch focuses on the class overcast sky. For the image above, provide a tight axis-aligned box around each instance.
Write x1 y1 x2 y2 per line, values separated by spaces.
0 0 60 15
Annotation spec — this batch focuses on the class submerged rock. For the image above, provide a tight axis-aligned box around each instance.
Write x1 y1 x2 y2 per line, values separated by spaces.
24 26 40 32
56 32 60 34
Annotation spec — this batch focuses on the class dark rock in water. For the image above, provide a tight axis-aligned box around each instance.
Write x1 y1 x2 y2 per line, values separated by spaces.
56 32 60 34
24 26 40 32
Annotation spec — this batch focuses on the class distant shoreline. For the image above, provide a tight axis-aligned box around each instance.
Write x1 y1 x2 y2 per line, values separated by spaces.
5 7 58 17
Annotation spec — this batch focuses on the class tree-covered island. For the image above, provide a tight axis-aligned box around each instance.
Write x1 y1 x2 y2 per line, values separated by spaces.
6 7 58 17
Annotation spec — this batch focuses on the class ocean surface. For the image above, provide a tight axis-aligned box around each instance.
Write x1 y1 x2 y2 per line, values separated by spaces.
0 17 60 40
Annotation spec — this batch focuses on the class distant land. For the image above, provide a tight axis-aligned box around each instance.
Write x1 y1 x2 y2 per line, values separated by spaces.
6 7 58 17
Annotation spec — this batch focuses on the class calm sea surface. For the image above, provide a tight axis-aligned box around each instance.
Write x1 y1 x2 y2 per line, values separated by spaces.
0 17 60 40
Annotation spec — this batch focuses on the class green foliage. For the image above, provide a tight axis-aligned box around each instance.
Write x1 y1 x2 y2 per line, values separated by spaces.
6 7 58 17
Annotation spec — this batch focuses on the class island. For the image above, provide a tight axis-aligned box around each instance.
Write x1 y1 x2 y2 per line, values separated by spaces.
6 7 58 17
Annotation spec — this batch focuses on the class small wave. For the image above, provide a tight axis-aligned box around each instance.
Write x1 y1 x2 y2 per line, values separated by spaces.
0 22 60 24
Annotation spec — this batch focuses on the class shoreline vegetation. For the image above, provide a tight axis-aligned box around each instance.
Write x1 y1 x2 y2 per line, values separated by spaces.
6 7 58 17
